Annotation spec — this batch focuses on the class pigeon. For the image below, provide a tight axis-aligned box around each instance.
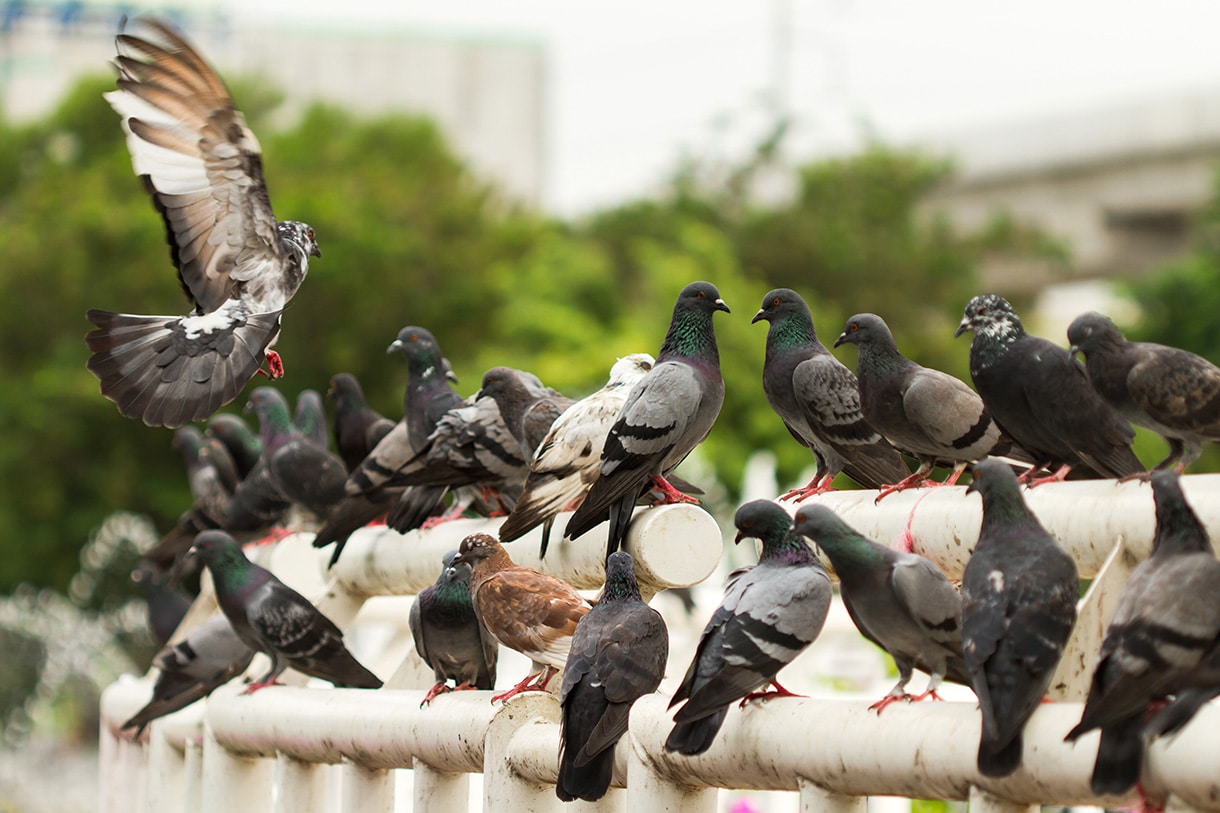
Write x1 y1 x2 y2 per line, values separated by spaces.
244 387 348 521
566 281 731 558
314 327 462 565
1065 470 1220 795
753 288 909 498
293 389 329 450
450 533 591 703
835 313 1006 498
327 373 394 472
206 413 262 480
121 615 255 737
189 530 381 692
955 294 1142 484
961 458 1078 778
792 504 970 712
665 499 831 756
499 353 655 555
476 367 574 461
1068 311 1220 474
131 561 195 647
557 551 668 802
85 17 321 428
409 550 498 705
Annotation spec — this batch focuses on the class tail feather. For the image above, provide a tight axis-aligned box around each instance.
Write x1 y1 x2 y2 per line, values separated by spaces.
1090 715 1144 796
86 308 279 428
977 731 1023 778
664 709 728 756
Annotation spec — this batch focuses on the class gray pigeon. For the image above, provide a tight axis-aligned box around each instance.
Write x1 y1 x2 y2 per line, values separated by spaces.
566 281 730 558
122 615 255 736
409 550 498 705
244 387 348 520
476 366 574 461
190 530 382 692
207 413 262 480
293 389 329 450
1065 470 1220 795
956 294 1142 484
131 561 195 647
962 458 1078 778
498 353 655 554
558 551 668 802
327 373 394 472
314 327 462 566
753 288 909 498
835 313 1006 498
1068 311 1220 474
792 504 970 711
85 17 320 428
665 499 831 756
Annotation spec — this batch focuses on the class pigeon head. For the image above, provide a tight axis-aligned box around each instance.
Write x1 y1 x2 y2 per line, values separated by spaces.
451 533 502 568
173 426 205 457
244 386 294 443
277 221 321 259
735 499 816 565
437 549 474 589
602 551 644 602
1066 312 1124 358
607 354 654 388
834 313 894 350
792 504 848 548
327 373 362 407
188 530 248 571
751 288 805 325
477 367 525 402
965 458 1021 501
387 325 459 383
954 294 1023 342
1150 469 1211 555
677 281 731 315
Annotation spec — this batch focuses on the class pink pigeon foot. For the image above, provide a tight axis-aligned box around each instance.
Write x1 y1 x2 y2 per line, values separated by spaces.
649 475 700 506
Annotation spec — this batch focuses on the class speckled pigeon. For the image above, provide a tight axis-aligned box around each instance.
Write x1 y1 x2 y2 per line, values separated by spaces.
1066 470 1220 795
190 530 381 692
85 17 320 428
566 282 730 558
313 327 461 565
962 458 1078 778
122 614 255 736
558 551 668 802
244 387 347 521
499 354 655 555
792 504 970 712
753 289 908 498
410 550 498 706
327 373 394 472
1068 311 1220 474
665 500 831 756
955 294 1142 484
835 313 1007 498
451 533 591 703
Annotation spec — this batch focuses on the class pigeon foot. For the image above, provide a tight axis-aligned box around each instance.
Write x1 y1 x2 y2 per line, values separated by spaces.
491 667 556 704
649 475 700 506
780 473 836 503
874 470 933 503
1022 463 1071 489
867 692 913 714
738 679 804 707
420 681 452 707
241 678 281 695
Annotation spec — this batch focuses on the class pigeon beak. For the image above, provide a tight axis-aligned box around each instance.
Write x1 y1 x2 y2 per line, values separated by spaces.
715 299 731 314
733 530 748 545
833 332 848 348
750 308 767 325
1068 344 1081 360
242 400 254 415
953 319 969 339
312 245 322 259
386 339 403 354
446 369 460 384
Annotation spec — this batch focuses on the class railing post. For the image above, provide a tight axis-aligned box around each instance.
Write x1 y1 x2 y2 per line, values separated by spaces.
625 702 717 813
798 777 866 813
201 723 272 811
182 737 203 813
339 761 394 813
146 722 188 813
273 754 327 813
484 692 566 811
412 759 470 811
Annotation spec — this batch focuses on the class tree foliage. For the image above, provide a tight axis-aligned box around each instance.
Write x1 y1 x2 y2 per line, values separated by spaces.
0 76 1048 593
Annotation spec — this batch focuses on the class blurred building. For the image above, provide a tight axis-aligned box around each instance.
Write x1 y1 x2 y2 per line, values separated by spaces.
919 89 1220 300
0 1 545 204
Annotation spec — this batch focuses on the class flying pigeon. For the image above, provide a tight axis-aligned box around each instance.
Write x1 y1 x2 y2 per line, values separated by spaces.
244 387 347 521
499 354 655 554
753 288 909 498
665 499 831 756
961 458 1078 778
792 504 970 712
85 17 321 428
557 551 668 802
189 530 382 692
314 327 462 565
1065 470 1220 795
131 561 195 647
835 313 1007 498
955 294 1142 484
410 550 498 706
292 389 329 450
450 533 591 703
121 614 255 737
565 281 730 557
327 373 394 472
1068 311 1220 474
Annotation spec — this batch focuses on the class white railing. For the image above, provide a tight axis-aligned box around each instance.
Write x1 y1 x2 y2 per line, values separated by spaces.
98 478 1220 812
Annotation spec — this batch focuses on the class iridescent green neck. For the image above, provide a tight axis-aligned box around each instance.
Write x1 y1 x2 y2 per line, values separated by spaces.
659 307 718 363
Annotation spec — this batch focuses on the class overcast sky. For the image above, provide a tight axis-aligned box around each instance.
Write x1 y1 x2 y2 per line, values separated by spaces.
231 0 1220 213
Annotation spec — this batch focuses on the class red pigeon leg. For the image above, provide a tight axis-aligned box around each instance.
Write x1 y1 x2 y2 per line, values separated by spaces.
649 475 700 506
491 666 556 704
780 472 836 503
738 679 805 707
420 502 468 530
420 681 452 707
874 463 934 503
1023 463 1071 489
241 678 281 695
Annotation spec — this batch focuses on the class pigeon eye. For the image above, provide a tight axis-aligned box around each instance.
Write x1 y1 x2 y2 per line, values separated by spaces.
771 298 780 306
